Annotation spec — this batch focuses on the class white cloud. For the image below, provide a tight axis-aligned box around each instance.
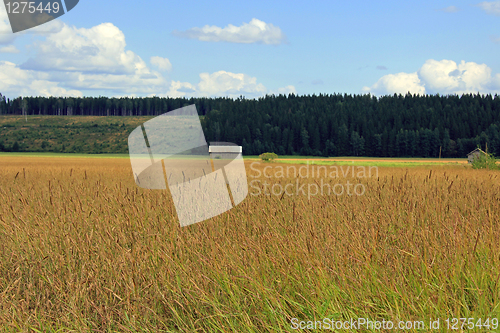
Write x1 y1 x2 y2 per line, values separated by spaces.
59 72 167 95
476 1 500 15
0 19 293 98
150 56 172 71
362 72 425 96
363 59 500 96
0 45 19 53
270 85 297 96
164 81 197 98
0 59 168 97
162 71 294 98
173 18 287 45
0 8 64 45
0 61 30 89
55 69 285 98
0 9 15 44
28 80 83 97
20 23 151 75
418 59 460 92
419 59 492 94
0 32 14 45
2 58 291 99
437 6 460 12
3 21 173 96
0 61 82 97
0 20 168 96
197 71 267 95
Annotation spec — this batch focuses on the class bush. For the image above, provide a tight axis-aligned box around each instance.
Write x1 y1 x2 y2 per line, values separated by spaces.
259 152 278 161
471 153 499 170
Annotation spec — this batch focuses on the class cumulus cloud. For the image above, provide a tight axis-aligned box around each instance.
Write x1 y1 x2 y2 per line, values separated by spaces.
173 18 287 45
20 23 151 75
2 58 289 98
437 6 460 12
476 1 500 15
0 45 19 53
0 8 64 46
3 21 172 96
150 56 172 71
2 58 292 98
0 61 82 97
269 85 297 96
164 81 197 98
0 9 15 44
0 20 293 98
419 59 492 94
197 71 266 95
362 72 425 96
362 59 500 96
163 71 293 98
58 71 167 95
0 20 168 96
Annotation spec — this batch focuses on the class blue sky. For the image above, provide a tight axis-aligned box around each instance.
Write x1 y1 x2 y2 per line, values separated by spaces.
0 0 500 98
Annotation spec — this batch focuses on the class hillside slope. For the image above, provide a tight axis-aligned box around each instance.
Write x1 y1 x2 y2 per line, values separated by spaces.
0 116 154 153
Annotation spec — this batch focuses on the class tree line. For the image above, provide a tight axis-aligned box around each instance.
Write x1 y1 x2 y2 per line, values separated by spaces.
1 92 499 157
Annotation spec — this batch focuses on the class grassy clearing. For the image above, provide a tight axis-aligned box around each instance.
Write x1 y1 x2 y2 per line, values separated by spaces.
247 156 467 161
276 159 467 168
245 156 468 168
2 152 464 167
0 157 499 332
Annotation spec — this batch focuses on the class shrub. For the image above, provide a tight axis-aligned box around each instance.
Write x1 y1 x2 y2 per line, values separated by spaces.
259 152 278 161
471 153 499 170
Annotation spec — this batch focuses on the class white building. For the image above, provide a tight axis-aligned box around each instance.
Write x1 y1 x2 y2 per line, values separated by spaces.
209 145 242 159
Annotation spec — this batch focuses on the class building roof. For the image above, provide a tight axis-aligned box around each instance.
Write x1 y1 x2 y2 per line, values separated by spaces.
467 148 487 156
209 146 242 153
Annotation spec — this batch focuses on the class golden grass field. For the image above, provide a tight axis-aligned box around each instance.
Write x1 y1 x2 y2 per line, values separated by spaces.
0 156 499 332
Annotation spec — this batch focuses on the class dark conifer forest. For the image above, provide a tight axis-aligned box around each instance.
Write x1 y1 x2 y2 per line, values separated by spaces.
1 92 499 157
